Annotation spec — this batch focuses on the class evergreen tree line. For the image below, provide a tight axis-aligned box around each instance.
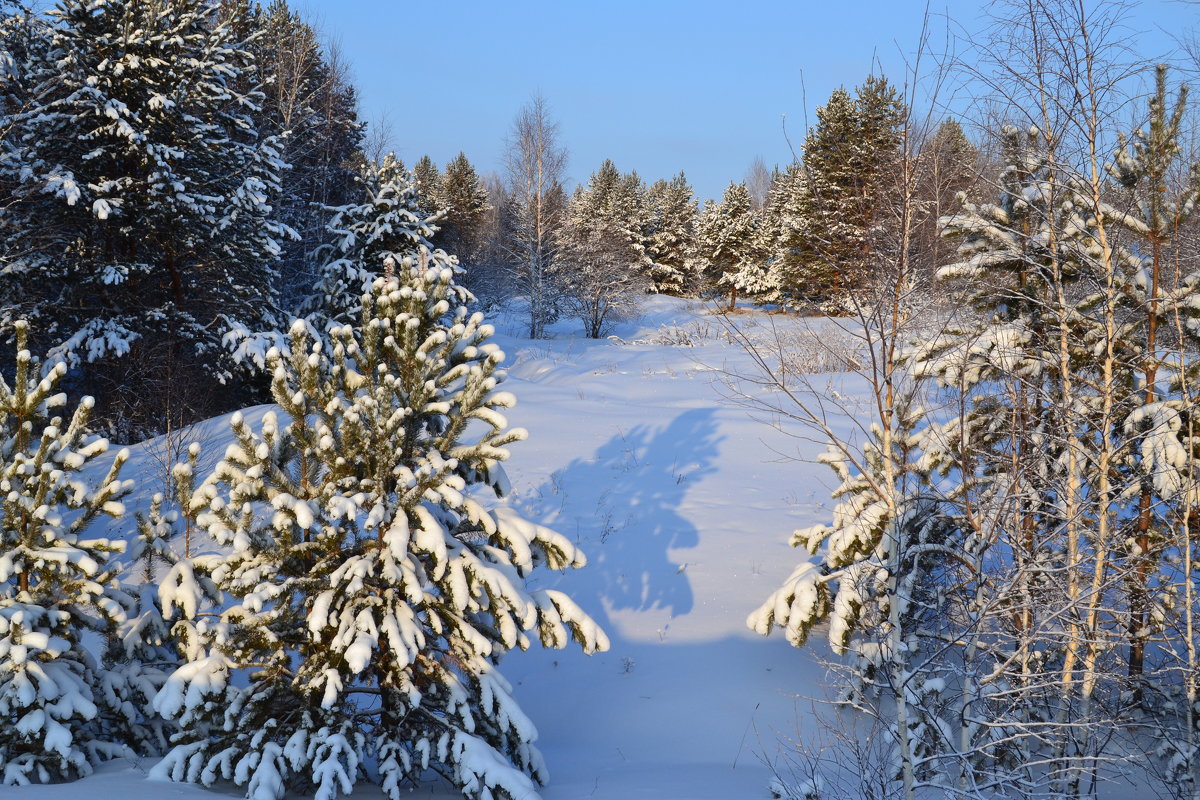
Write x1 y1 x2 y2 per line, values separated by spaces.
416 77 978 333
0 0 982 441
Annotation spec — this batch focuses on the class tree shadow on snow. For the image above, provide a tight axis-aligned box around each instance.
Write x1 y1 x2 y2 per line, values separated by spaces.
519 408 720 624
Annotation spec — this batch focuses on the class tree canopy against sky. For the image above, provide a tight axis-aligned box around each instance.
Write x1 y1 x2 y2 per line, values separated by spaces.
294 0 1188 201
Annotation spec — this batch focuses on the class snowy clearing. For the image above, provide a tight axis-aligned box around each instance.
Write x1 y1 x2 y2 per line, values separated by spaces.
41 296 854 800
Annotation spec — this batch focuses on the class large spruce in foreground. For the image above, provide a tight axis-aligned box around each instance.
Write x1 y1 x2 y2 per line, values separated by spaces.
0 0 289 438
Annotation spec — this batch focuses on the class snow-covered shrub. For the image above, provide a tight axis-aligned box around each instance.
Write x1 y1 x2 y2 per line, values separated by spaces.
557 221 648 339
152 252 608 800
0 321 134 784
776 325 864 374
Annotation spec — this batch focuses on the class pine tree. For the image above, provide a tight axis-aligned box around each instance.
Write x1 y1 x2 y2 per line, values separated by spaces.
571 160 622 221
1102 65 1200 684
97 438 220 760
747 399 953 794
439 152 490 268
779 77 906 308
0 0 291 438
97 485 200 759
412 154 444 216
913 119 977 278
568 160 650 261
152 253 607 800
0 321 134 785
758 163 802 296
644 173 698 295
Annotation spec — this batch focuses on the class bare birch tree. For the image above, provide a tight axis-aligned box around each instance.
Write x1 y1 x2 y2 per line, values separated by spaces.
503 94 568 339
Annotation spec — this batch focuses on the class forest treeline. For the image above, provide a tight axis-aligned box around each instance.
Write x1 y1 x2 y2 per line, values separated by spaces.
0 0 978 441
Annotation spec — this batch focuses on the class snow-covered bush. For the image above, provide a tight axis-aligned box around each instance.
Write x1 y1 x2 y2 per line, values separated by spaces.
557 221 648 338
152 252 608 800
0 321 134 784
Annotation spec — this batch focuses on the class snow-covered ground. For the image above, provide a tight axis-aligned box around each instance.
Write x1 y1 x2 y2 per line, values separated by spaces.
32 297 852 800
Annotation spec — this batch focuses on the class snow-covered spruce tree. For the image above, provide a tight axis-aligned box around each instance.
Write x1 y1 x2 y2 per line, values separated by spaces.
0 321 135 784
304 154 440 333
644 172 699 295
152 253 608 800
699 181 770 309
757 162 802 291
0 2 52 293
0 0 290 437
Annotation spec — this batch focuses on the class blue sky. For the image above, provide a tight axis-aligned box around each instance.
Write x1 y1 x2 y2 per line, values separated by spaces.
295 0 1195 201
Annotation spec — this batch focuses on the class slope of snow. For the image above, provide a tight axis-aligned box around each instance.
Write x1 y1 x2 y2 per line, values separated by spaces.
33 296 853 800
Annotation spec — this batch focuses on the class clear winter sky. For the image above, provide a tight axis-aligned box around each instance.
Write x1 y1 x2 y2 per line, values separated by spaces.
295 0 1195 201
